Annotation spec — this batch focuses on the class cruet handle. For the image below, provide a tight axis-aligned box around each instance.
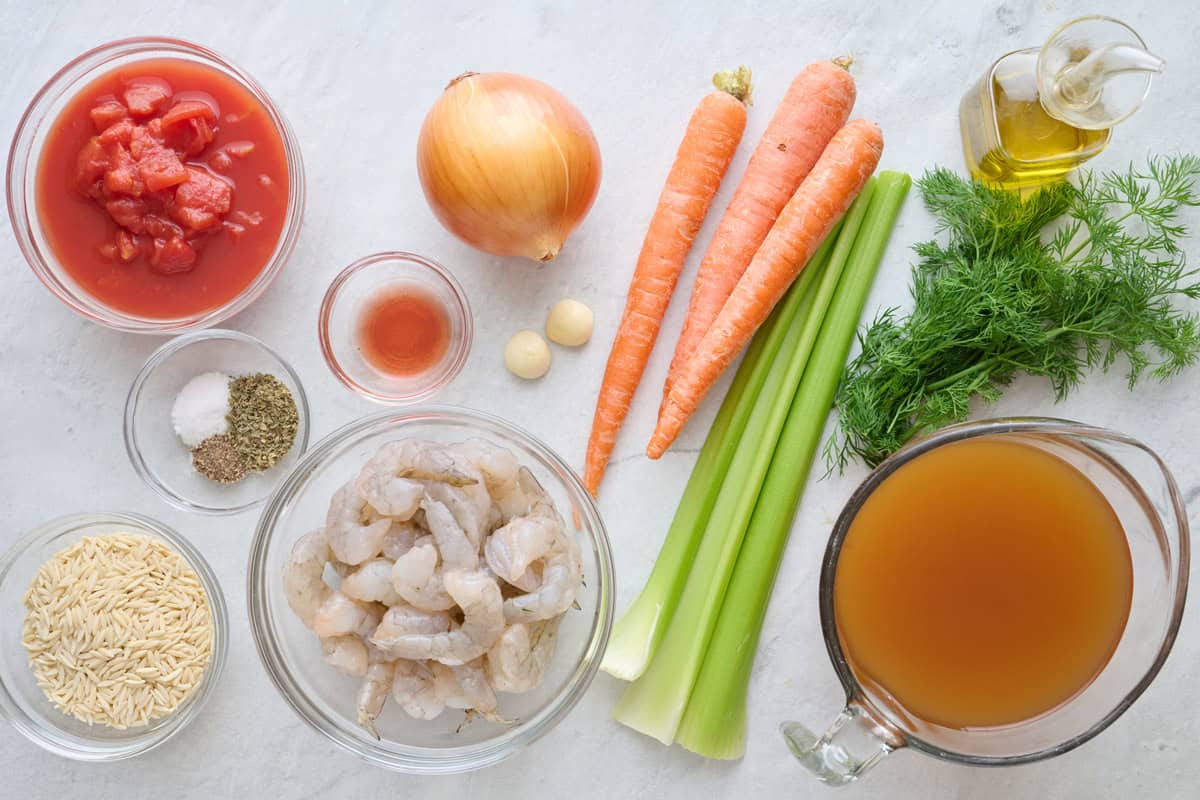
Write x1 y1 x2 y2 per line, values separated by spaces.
780 702 899 787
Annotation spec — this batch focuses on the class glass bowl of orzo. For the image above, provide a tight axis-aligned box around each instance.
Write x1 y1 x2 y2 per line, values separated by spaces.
0 511 229 761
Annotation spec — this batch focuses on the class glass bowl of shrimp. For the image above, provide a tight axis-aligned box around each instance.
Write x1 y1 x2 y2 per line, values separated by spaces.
247 406 615 773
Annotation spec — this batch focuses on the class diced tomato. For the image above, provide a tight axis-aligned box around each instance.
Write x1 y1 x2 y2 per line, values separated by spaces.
143 213 183 241
123 80 172 118
75 137 110 192
55 67 278 298
105 197 149 231
138 147 188 192
172 168 231 231
186 117 215 153
150 236 196 274
104 164 140 195
99 142 143 196
89 100 129 132
98 119 135 147
161 99 216 128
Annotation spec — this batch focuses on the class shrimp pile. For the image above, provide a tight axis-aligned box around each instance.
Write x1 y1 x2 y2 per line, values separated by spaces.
283 437 583 734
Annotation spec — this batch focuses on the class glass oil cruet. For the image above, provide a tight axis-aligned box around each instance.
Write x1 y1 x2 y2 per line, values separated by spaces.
959 15 1164 190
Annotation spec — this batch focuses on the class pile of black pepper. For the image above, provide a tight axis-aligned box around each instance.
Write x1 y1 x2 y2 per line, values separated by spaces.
192 372 299 484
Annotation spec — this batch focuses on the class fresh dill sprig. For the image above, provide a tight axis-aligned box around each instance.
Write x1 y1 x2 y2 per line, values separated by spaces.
826 156 1200 471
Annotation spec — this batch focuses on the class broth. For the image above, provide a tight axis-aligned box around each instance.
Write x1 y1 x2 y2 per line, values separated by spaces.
834 435 1133 729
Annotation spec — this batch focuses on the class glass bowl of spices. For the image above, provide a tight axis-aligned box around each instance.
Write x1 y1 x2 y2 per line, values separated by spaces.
124 328 310 514
318 251 473 404
0 511 229 761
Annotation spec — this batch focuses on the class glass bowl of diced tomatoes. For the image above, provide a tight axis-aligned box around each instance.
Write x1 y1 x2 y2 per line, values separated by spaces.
6 37 305 333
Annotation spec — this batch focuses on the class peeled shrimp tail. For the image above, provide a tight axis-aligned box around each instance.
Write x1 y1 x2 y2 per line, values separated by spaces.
446 659 511 726
356 658 396 738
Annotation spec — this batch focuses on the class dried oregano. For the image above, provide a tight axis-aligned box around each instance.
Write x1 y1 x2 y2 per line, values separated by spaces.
226 373 299 472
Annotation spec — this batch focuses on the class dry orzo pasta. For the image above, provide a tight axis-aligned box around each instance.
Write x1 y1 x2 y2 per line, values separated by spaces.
21 533 214 729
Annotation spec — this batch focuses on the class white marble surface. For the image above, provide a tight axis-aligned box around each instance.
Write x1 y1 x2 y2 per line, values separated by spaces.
1 1 1198 797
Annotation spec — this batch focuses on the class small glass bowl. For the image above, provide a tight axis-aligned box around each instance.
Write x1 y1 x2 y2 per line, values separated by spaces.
6 36 305 333
124 329 311 515
0 512 229 761
247 407 614 773
318 252 473 404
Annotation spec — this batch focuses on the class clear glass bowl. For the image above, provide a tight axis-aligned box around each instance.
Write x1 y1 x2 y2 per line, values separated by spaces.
0 512 229 761
124 329 311 515
318 252 473 404
6 36 305 333
247 407 614 773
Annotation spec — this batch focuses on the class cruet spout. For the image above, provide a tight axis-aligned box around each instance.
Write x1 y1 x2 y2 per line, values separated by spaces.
1036 16 1162 130
1053 44 1164 108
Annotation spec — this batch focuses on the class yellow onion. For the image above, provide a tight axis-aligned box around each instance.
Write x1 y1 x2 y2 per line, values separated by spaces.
417 72 602 262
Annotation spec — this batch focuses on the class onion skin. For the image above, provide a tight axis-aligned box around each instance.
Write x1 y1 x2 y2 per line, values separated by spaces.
417 72 602 262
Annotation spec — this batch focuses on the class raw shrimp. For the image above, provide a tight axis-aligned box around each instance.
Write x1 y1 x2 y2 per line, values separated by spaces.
284 529 332 628
381 521 421 561
357 647 396 737
391 659 449 720
486 618 560 693
374 602 452 638
321 634 368 677
369 439 479 485
372 570 504 665
342 558 403 607
421 497 477 570
356 470 424 520
502 530 583 623
326 480 393 565
391 538 454 611
447 569 506 652
455 438 520 495
445 659 509 723
312 591 384 639
360 439 479 522
484 512 558 586
424 480 494 550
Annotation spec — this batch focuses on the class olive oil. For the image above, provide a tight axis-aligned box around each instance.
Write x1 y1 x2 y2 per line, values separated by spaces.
959 17 1163 191
960 50 1110 190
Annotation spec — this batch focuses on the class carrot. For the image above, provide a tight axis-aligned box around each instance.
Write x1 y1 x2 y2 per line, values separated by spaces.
647 118 884 458
659 61 856 408
583 68 751 496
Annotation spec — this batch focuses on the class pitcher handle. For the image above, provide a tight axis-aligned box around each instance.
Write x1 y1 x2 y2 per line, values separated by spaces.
780 702 899 786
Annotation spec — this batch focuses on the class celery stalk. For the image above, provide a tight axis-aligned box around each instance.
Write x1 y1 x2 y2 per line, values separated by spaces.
675 171 912 758
601 224 843 680
612 179 878 743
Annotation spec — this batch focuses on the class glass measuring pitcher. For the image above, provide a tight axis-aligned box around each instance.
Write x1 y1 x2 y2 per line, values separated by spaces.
783 418 1189 786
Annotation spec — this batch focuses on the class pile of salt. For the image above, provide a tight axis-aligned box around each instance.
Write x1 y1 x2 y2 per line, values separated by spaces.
170 371 233 448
